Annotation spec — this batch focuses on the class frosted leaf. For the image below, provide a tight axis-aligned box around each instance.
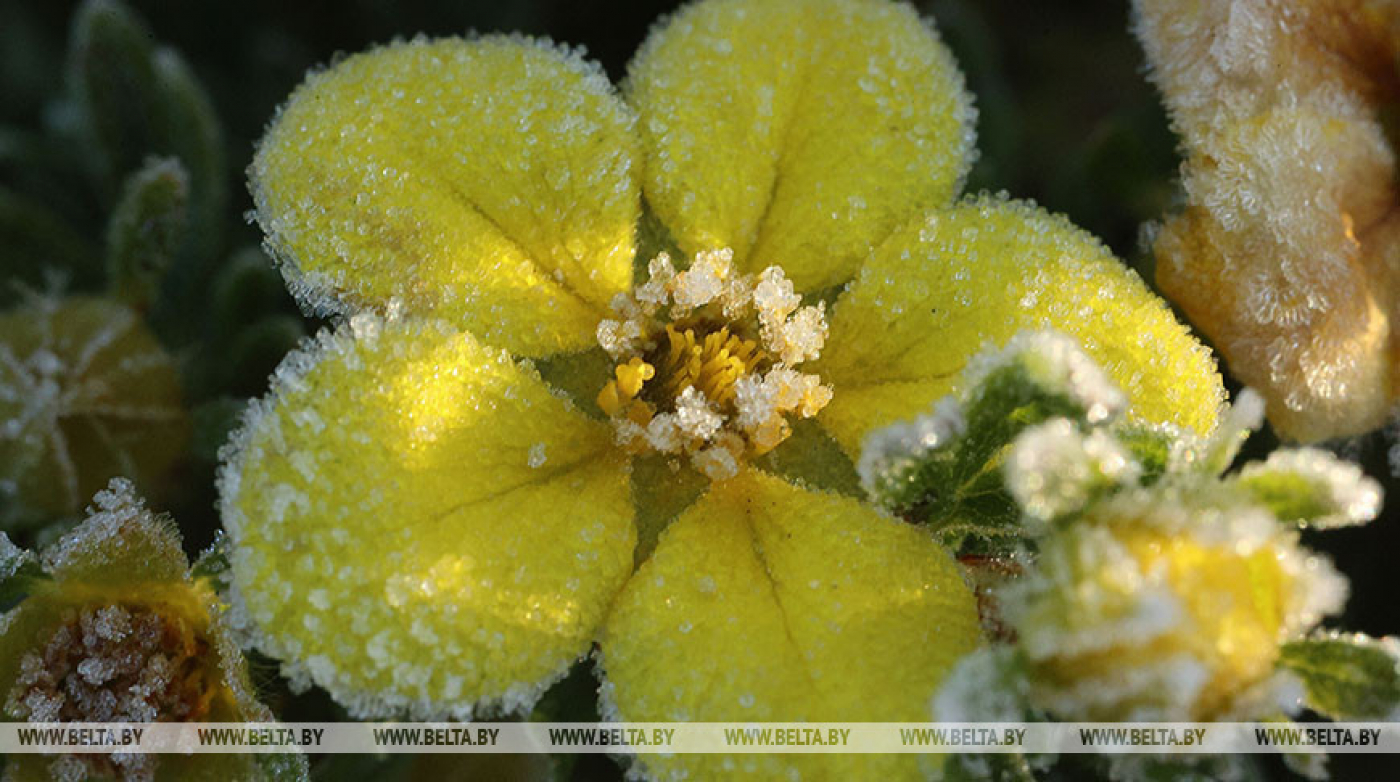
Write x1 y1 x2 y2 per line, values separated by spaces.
1236 448 1382 529
961 329 1126 425
857 397 964 498
1005 419 1141 525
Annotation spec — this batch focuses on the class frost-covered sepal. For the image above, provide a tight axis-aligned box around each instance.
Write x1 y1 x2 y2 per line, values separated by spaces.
1278 632 1400 720
1235 449 1383 530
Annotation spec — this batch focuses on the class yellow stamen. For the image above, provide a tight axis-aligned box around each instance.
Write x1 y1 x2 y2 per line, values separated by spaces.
656 324 766 404
597 357 655 416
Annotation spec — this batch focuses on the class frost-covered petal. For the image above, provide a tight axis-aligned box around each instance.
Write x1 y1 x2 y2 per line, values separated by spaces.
1133 0 1400 441
815 196 1224 456
626 0 974 293
251 36 640 358
220 316 635 719
599 469 978 780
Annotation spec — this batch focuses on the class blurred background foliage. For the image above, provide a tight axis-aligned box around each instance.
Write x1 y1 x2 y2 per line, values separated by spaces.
0 0 1396 779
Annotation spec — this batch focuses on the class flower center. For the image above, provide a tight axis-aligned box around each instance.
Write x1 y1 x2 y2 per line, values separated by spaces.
595 249 833 480
6 603 215 779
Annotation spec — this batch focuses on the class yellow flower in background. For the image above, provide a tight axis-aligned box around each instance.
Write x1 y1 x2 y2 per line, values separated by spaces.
224 0 1223 778
0 295 187 528
1133 0 1400 442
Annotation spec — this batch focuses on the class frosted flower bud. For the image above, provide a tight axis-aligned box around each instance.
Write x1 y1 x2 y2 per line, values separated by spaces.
1001 484 1347 722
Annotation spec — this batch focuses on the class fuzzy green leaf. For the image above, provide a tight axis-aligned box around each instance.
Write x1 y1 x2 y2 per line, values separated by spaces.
106 156 188 309
1279 633 1400 720
68 0 163 193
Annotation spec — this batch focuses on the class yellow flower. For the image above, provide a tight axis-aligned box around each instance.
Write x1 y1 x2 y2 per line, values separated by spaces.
1133 0 1400 441
999 481 1347 722
0 478 305 782
225 0 1223 778
0 295 187 528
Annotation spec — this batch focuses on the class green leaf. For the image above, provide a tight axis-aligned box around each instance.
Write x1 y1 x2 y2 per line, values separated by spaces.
190 396 246 463
68 0 163 195
191 531 231 591
105 156 188 310
149 48 224 254
1279 633 1400 719
209 246 291 335
1235 449 1381 530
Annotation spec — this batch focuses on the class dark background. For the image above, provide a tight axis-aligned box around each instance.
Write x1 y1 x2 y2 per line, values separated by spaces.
3 0 1397 779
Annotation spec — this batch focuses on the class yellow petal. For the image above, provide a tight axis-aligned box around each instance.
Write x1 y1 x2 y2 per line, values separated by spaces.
627 0 974 292
816 196 1225 456
251 37 641 357
220 316 635 718
600 469 978 780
